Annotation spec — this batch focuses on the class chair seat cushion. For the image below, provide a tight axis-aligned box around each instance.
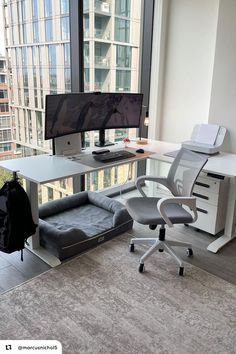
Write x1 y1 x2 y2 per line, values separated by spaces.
126 197 193 225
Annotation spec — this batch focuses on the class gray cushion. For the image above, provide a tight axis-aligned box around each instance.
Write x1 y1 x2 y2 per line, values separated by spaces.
126 197 193 225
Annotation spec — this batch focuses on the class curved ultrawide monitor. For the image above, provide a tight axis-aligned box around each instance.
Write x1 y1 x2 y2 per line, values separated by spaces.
45 92 143 140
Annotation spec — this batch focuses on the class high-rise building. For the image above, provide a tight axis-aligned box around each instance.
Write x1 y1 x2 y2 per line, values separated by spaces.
0 55 15 160
83 0 141 146
2 0 142 200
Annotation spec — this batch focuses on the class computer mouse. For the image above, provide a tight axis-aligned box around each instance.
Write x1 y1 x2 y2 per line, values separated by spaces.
136 148 144 153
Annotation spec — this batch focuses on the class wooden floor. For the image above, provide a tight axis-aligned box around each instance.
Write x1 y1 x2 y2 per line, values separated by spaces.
0 188 235 294
0 249 50 294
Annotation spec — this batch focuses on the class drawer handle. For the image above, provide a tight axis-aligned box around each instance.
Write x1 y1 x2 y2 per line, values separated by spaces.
195 181 210 188
193 192 209 200
197 207 208 214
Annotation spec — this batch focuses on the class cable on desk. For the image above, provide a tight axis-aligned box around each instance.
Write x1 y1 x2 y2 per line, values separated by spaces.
119 162 134 202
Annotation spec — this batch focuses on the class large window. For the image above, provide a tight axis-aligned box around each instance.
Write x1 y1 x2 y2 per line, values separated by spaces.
0 116 11 128
0 143 12 152
116 45 131 67
81 0 142 191
0 90 8 99
33 21 39 42
61 16 70 40
22 0 26 21
32 1 39 43
0 60 5 70
48 45 57 66
116 70 131 91
0 75 6 83
44 0 53 18
45 19 53 41
61 0 69 14
32 0 38 19
0 130 11 141
36 112 43 147
64 43 71 92
48 45 58 92
3 0 154 200
115 18 130 42
115 0 131 17
0 103 9 113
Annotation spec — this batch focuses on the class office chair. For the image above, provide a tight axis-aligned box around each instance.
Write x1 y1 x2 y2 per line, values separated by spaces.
126 148 208 275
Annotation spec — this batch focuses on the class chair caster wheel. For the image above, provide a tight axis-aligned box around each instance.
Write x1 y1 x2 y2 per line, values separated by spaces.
130 243 135 252
178 267 184 276
158 249 164 252
186 248 193 257
139 263 144 273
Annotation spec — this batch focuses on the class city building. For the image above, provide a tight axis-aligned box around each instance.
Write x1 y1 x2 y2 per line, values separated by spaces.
0 55 15 160
2 0 142 202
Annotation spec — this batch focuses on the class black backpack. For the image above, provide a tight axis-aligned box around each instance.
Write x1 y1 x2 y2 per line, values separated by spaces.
0 178 37 261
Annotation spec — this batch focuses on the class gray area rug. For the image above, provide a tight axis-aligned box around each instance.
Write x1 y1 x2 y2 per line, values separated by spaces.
0 233 236 354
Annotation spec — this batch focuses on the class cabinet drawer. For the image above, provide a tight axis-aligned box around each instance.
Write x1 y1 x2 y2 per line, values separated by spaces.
192 199 226 235
192 185 219 205
195 176 220 194
192 201 218 234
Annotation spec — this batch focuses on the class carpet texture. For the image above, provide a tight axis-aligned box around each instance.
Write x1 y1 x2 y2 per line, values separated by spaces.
0 233 236 354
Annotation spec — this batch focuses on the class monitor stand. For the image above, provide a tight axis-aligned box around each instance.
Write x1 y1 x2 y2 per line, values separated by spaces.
53 133 82 156
95 129 114 147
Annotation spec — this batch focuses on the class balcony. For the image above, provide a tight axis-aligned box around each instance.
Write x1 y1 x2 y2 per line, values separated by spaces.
84 28 111 41
95 29 111 40
95 56 110 68
95 1 111 15
94 81 110 91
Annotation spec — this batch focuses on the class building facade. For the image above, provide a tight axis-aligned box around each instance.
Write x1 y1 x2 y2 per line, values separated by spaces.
0 55 15 160
2 0 142 201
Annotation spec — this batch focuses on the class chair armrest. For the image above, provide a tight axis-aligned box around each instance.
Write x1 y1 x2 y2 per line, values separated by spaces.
157 197 197 227
136 175 169 197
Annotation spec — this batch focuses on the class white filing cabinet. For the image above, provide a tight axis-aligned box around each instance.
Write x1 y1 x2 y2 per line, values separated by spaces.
191 172 229 235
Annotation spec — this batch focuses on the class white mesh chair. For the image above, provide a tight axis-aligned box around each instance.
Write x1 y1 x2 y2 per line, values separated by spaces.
126 148 208 275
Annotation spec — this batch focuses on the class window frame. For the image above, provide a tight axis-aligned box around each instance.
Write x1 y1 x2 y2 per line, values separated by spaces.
67 0 154 193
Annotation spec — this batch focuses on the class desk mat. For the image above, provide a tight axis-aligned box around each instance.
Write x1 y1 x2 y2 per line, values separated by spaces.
72 148 151 169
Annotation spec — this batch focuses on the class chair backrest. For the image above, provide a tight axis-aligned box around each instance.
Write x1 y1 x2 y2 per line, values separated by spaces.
167 148 208 197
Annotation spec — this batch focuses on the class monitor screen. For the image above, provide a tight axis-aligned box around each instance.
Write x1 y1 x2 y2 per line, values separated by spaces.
45 92 143 140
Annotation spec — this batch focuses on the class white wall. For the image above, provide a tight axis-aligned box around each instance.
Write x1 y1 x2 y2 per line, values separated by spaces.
150 0 219 143
208 0 236 153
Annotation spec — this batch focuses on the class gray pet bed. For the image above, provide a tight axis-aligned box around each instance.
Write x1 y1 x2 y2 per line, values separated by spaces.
39 191 133 260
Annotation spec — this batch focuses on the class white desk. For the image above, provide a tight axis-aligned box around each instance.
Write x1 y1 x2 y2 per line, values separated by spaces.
0 140 235 265
0 147 151 266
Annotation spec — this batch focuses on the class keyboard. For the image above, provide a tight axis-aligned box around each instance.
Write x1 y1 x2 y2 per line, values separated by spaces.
93 150 136 162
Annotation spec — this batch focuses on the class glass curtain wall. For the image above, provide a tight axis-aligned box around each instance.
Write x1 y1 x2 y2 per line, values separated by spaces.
5 0 73 203
83 0 142 192
4 0 147 200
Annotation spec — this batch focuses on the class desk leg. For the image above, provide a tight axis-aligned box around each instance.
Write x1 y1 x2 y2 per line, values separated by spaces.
207 177 236 253
26 180 39 248
25 180 61 267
